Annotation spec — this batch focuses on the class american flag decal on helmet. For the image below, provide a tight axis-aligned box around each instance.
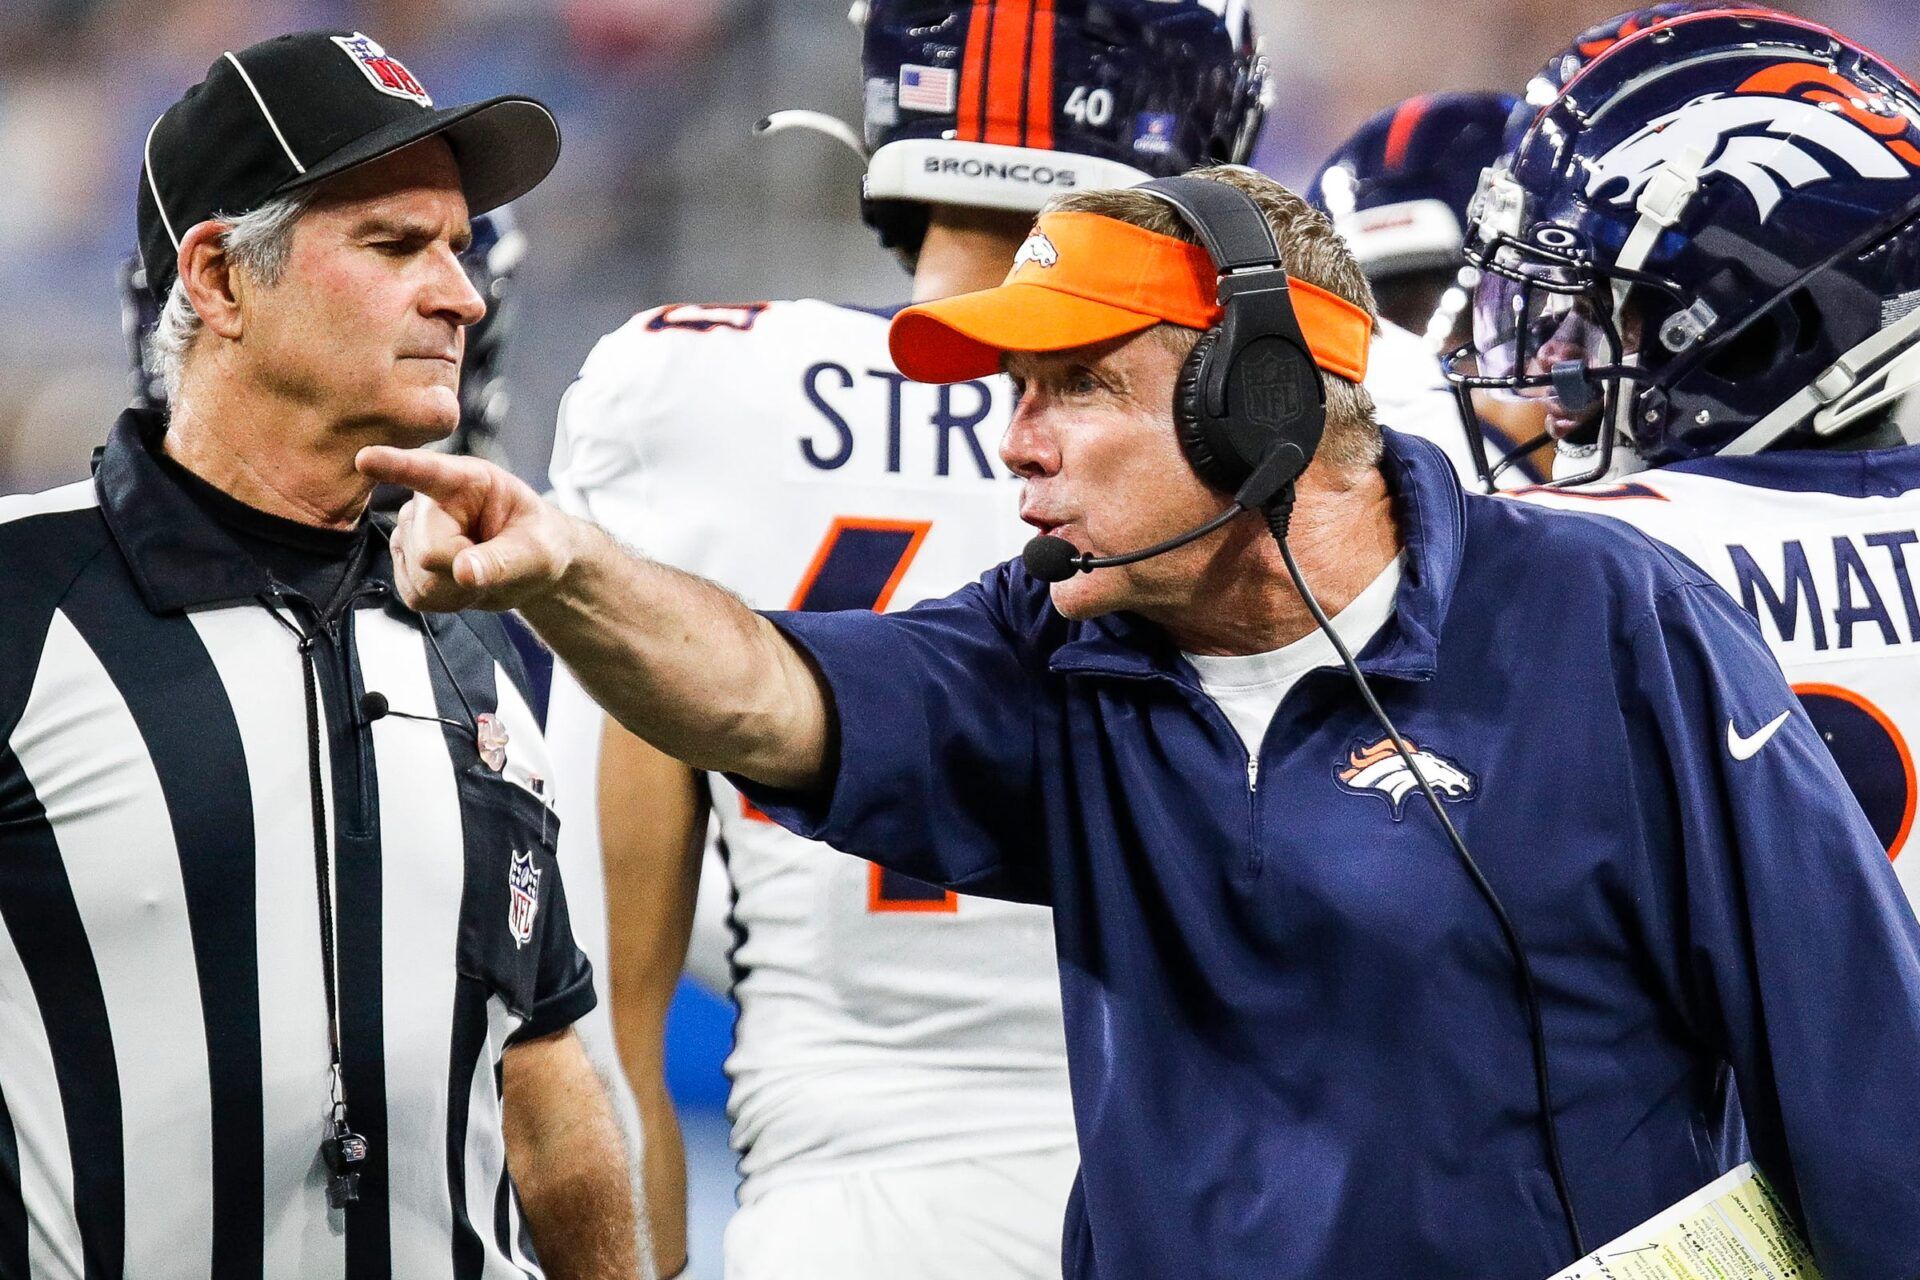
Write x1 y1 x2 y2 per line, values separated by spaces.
332 33 433 107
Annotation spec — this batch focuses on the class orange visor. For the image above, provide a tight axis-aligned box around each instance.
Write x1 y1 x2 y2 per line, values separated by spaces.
889 211 1373 386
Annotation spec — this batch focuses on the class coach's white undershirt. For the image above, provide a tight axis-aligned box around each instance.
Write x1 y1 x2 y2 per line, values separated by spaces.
1183 555 1403 786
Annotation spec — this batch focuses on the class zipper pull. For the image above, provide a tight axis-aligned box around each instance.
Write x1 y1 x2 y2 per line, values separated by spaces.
1247 756 1260 792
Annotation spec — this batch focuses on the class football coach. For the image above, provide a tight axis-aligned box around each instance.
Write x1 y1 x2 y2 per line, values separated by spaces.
0 32 639 1280
361 167 1920 1278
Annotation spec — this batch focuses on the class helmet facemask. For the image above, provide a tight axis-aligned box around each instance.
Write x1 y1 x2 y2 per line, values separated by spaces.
1446 221 1681 488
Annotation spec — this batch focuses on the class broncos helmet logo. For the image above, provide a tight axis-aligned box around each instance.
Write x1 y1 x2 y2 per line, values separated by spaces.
1585 62 1920 222
1335 738 1477 820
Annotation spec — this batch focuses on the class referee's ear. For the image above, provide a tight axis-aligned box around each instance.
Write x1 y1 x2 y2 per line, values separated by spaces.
178 219 246 342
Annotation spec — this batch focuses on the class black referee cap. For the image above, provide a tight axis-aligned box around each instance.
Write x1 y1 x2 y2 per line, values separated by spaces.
138 31 559 300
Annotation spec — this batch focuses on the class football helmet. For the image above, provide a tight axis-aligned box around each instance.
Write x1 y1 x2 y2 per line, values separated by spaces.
1307 91 1518 348
1447 10 1920 486
117 256 167 412
450 204 526 465
768 1 1268 264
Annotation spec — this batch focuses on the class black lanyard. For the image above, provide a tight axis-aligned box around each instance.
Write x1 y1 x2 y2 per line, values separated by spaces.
259 543 379 1210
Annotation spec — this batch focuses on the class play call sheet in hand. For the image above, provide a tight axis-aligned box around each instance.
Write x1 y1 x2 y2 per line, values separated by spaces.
1547 1164 1820 1280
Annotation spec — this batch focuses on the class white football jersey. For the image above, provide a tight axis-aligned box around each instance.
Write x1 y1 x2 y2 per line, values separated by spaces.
1515 449 1920 910
547 299 1076 1190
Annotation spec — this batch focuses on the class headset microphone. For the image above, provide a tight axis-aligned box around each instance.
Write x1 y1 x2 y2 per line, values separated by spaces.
1022 508 1238 583
1021 434 1310 583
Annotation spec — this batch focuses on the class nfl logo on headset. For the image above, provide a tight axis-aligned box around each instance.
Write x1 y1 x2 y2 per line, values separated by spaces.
1242 348 1303 428
507 849 541 949
332 33 433 107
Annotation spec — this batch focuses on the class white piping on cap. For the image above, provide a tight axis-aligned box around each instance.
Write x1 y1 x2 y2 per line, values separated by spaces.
224 50 306 175
143 114 180 249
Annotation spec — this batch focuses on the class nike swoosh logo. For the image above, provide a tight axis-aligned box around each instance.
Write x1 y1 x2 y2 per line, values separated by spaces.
1727 710 1792 761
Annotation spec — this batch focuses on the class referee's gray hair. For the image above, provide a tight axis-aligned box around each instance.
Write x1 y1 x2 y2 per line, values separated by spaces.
146 188 319 403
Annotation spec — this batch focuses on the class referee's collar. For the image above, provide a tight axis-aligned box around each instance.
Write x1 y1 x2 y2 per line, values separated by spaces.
95 408 393 614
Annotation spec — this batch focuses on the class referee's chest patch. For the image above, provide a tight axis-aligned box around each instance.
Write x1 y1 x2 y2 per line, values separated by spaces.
507 848 541 948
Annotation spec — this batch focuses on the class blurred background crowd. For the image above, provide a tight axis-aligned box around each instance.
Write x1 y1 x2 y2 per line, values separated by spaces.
3 0 1916 1271
5 0 1916 497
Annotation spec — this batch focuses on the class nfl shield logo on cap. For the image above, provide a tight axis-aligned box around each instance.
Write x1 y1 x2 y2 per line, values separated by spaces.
331 32 432 107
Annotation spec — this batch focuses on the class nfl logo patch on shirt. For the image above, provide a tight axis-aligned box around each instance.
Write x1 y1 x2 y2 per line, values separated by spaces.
899 64 957 114
1133 112 1177 156
507 848 541 948
332 32 433 107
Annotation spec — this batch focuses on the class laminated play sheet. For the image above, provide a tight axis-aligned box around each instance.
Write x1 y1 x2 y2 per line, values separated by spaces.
1547 1163 1821 1280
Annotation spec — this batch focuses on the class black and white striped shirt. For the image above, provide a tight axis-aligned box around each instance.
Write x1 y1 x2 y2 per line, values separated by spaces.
0 411 594 1279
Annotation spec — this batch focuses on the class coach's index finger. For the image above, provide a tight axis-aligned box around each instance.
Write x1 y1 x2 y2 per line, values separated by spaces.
355 445 486 506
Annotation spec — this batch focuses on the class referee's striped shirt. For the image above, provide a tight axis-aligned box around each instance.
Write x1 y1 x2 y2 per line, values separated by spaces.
0 412 595 1279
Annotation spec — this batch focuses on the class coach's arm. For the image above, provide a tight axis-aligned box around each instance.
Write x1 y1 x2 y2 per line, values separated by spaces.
357 447 831 792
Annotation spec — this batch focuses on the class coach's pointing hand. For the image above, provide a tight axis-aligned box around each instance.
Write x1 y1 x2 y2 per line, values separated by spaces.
362 443 831 789
357 447 575 612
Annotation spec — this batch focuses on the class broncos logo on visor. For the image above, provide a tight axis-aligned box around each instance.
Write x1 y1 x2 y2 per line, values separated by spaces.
1585 61 1920 221
1013 229 1060 269
1335 738 1477 819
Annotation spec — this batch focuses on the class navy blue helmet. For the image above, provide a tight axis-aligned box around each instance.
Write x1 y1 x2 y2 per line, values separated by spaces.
118 206 524 463
1505 2 1745 155
1447 10 1920 485
1307 91 1517 348
1308 92 1519 282
853 0 1268 258
117 255 167 412
450 204 526 464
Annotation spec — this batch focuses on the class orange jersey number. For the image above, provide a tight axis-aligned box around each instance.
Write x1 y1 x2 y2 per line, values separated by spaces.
742 517 960 913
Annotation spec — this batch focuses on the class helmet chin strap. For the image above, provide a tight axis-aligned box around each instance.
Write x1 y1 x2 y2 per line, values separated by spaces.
755 110 869 162
1551 430 1647 483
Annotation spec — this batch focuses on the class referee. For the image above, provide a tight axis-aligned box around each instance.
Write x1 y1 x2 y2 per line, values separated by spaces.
0 33 638 1280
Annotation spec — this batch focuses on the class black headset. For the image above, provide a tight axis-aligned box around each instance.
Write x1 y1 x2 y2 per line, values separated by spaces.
1144 175 1329 505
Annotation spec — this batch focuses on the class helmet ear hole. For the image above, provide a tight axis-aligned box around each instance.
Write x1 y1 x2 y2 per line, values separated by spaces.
1704 312 1784 384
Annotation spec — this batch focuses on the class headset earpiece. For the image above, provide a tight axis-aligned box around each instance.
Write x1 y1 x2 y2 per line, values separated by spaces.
1142 176 1330 502
1174 329 1240 493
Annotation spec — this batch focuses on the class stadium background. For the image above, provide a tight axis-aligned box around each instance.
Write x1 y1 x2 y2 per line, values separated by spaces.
0 0 1913 1272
